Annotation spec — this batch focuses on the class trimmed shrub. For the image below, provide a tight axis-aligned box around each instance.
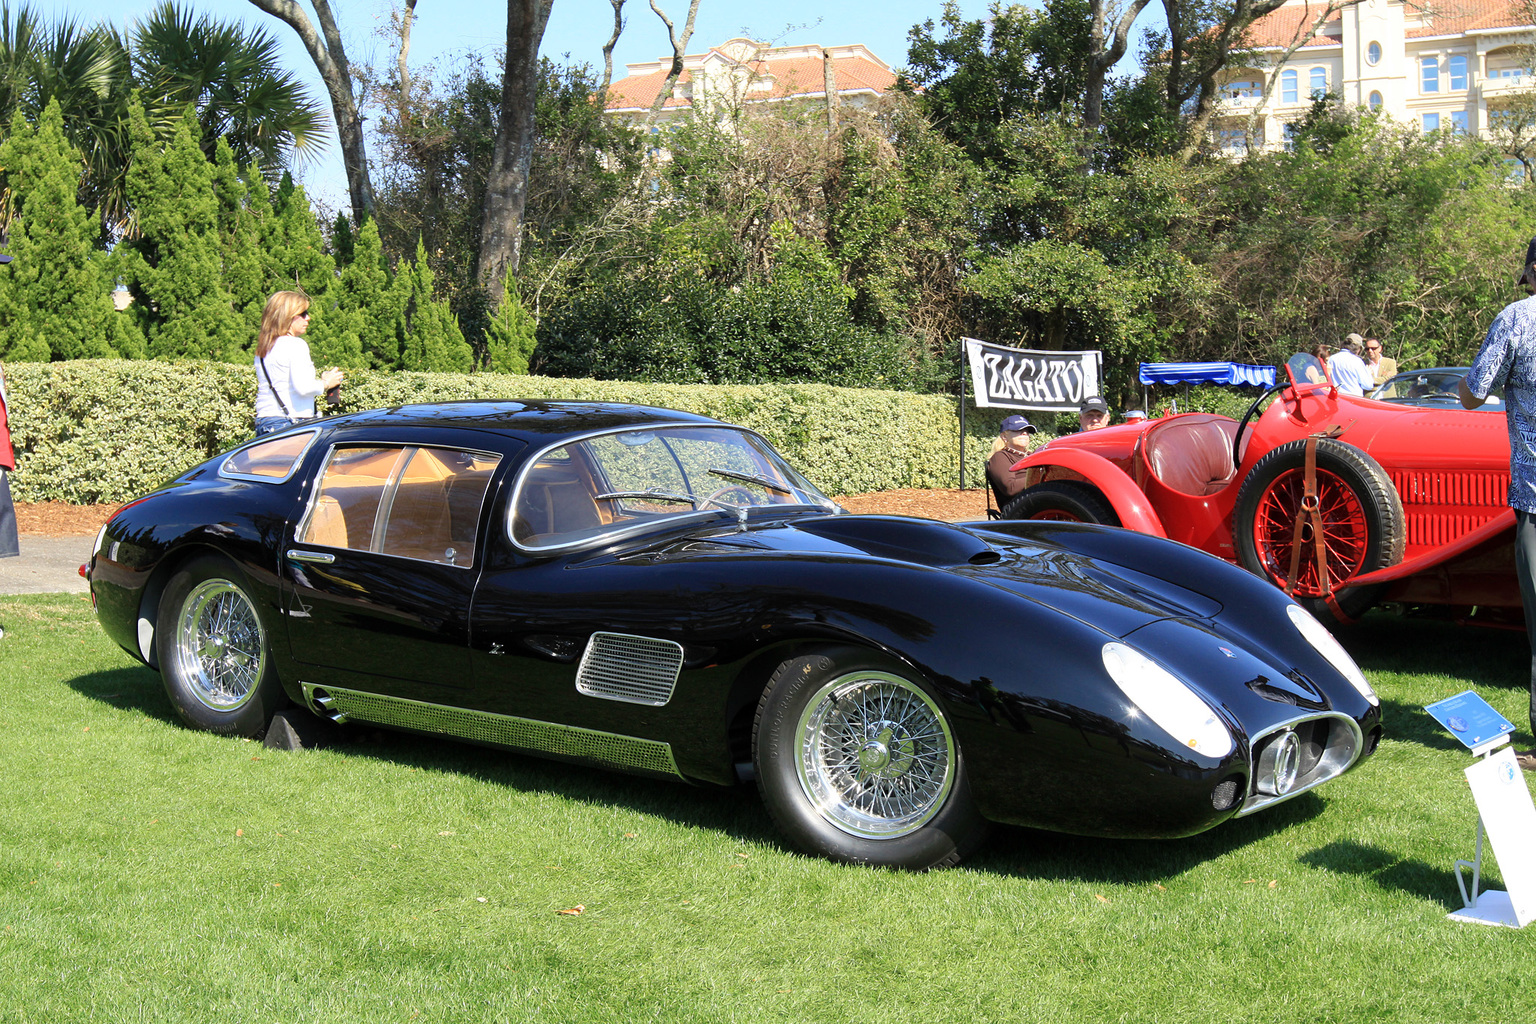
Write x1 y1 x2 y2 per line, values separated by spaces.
0 360 1010 504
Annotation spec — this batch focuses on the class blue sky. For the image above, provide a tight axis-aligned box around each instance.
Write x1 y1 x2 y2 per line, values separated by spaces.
37 0 1147 211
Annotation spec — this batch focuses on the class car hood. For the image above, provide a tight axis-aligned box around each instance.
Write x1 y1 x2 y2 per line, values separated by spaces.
684 513 1224 639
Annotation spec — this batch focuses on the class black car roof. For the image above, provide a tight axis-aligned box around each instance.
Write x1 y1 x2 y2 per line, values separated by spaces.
319 400 728 446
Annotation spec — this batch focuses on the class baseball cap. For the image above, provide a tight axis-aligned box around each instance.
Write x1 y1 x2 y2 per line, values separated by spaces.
1080 396 1108 415
1519 235 1536 285
1000 414 1035 434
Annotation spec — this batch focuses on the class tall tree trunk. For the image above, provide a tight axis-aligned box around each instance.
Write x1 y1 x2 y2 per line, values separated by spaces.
601 0 625 92
1084 0 1154 131
246 0 375 224
398 0 419 109
476 0 553 306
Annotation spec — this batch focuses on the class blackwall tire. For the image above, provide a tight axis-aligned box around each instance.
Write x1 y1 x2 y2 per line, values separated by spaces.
155 555 286 737
1000 480 1121 526
752 649 988 869
1233 438 1403 620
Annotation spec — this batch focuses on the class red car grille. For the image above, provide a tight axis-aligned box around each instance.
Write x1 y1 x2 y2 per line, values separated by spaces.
1391 469 1508 547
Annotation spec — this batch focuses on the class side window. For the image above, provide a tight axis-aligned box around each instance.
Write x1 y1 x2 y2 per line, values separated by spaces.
301 445 500 566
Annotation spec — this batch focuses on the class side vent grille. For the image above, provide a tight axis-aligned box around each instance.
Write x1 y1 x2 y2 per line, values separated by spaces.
576 632 684 706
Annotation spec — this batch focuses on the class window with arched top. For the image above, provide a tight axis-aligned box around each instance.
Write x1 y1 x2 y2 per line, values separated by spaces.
1367 41 1382 66
1368 91 1383 110
1309 66 1327 97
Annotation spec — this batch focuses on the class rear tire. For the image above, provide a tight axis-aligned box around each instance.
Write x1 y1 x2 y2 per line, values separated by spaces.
1001 480 1120 526
1233 438 1403 619
156 555 286 737
752 649 988 869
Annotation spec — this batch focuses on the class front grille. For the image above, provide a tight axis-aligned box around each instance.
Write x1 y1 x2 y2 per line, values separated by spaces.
1238 712 1363 815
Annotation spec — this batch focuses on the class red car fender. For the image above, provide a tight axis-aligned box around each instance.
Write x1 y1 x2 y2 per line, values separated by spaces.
1010 448 1168 538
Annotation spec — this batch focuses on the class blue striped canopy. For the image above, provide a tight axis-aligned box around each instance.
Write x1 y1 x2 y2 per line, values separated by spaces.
1138 361 1276 387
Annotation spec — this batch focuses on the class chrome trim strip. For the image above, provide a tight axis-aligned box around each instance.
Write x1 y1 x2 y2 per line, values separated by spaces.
298 682 682 777
1236 711 1363 816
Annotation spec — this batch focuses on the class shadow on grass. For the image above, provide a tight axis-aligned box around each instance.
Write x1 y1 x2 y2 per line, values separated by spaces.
1298 839 1477 911
968 792 1326 880
62 667 1374 881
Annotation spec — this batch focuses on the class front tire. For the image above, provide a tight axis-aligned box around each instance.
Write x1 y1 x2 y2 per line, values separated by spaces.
752 649 987 869
156 555 285 737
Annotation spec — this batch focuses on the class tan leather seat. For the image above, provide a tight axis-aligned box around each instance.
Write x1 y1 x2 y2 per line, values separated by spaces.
1145 416 1238 496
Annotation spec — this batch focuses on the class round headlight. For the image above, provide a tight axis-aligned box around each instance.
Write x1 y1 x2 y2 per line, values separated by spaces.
1101 642 1235 758
1255 729 1302 795
1287 604 1377 706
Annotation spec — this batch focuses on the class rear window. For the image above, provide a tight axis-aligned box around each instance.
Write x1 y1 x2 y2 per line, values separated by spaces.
219 430 319 483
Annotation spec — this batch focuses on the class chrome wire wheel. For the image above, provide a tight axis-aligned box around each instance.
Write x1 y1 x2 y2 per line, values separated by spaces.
171 578 267 712
795 670 956 839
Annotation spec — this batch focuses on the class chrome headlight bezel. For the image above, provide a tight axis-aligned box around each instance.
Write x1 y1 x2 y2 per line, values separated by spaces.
1101 642 1235 759
1286 604 1378 706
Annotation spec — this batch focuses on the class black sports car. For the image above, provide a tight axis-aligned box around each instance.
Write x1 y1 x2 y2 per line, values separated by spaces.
87 402 1381 869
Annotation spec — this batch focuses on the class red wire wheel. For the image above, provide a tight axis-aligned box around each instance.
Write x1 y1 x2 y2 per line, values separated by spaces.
1234 438 1404 620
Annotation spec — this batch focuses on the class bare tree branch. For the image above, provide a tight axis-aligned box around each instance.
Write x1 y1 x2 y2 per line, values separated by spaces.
601 0 625 92
646 0 703 119
246 0 375 222
397 0 419 109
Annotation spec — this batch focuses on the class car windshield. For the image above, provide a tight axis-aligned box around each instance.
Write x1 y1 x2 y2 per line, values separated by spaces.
1370 369 1503 406
509 425 836 551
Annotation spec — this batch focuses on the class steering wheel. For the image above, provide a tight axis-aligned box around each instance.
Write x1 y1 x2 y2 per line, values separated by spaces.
1232 381 1289 471
700 485 756 510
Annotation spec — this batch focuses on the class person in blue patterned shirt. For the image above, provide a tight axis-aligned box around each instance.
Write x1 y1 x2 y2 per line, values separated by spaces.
1461 235 1536 770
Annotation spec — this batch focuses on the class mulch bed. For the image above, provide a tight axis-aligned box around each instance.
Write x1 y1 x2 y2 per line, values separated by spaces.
15 488 997 537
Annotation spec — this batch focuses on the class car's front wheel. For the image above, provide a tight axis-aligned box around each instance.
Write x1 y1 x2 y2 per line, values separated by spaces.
752 649 987 869
156 555 285 737
1001 480 1120 525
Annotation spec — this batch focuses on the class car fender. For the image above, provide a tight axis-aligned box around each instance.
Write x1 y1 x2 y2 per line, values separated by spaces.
1010 448 1168 537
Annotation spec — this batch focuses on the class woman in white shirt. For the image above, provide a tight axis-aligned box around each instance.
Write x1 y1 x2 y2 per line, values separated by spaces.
254 291 342 436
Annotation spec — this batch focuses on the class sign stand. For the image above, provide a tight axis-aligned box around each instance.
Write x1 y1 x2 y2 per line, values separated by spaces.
1424 692 1533 928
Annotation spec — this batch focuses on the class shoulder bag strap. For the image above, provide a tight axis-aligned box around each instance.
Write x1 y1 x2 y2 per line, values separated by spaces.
259 356 292 418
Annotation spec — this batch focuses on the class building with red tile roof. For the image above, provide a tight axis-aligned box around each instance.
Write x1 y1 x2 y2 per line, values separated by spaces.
1211 0 1535 155
604 37 897 124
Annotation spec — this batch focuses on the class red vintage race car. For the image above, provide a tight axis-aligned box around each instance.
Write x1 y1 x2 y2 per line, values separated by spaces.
1002 364 1518 623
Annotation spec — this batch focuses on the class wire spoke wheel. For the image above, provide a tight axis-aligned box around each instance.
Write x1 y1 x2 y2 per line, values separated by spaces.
172 578 267 712
1251 467 1370 596
795 671 956 839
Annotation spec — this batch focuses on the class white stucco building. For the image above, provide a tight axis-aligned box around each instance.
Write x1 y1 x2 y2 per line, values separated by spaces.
1212 0 1535 153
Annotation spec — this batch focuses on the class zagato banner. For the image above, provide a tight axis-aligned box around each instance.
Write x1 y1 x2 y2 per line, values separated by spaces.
963 337 1101 412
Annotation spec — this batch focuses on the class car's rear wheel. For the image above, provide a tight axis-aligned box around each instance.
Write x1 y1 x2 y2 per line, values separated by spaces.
1234 438 1403 619
156 555 285 737
1001 480 1120 525
752 649 987 869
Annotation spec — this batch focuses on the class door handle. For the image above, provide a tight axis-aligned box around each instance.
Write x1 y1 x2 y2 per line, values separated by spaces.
286 549 336 564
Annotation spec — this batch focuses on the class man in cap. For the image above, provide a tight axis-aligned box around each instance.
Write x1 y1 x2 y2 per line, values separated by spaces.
1461 234 1536 769
985 414 1037 508
1078 396 1110 431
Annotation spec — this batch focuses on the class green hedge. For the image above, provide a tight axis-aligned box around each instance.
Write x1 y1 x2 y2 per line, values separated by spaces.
2 360 1024 504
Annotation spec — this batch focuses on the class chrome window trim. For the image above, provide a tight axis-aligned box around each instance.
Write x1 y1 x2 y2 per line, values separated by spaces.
506 424 837 556
218 427 321 484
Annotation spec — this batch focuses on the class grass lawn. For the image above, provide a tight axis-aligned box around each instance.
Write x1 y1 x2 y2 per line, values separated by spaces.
3 592 1535 1022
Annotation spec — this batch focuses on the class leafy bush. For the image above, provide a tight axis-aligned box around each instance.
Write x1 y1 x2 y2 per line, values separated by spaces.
2 360 1003 503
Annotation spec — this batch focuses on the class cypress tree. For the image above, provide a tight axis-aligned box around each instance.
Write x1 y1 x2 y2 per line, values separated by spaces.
0 101 141 361
119 100 246 360
335 218 399 369
396 239 472 372
485 269 538 374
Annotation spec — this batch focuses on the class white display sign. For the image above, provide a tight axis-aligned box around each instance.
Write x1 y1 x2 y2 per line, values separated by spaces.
1452 747 1536 928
